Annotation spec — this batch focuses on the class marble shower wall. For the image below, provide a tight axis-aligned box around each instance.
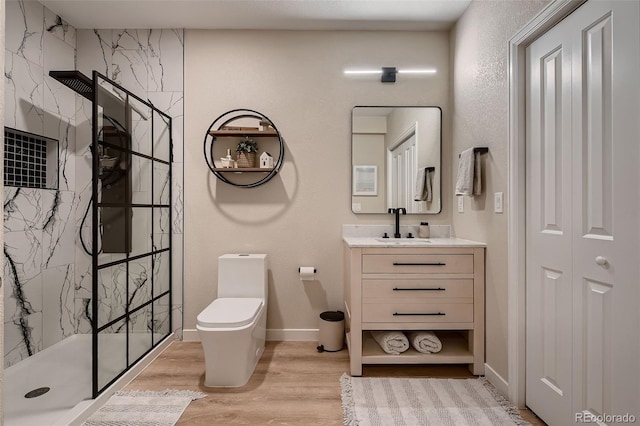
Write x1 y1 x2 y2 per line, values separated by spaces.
75 28 184 339
3 1 184 368
4 1 79 368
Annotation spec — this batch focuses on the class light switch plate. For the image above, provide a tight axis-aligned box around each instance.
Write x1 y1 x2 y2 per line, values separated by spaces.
494 192 503 213
457 196 464 213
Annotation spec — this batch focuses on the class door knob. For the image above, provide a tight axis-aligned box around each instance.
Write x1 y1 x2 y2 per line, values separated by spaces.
595 256 609 267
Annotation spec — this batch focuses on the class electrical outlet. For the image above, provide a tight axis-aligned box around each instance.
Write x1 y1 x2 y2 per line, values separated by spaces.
494 192 503 213
457 196 464 213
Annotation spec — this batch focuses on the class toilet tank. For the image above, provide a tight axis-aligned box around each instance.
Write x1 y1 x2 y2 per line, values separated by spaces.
218 254 268 299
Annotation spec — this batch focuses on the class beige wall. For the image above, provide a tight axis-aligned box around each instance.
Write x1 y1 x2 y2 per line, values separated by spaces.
450 0 549 381
184 30 451 331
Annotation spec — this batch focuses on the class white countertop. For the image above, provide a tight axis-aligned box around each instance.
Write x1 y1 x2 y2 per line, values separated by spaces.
342 224 485 247
342 236 486 248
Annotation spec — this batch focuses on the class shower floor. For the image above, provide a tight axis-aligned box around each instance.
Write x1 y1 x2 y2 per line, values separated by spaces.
4 333 169 426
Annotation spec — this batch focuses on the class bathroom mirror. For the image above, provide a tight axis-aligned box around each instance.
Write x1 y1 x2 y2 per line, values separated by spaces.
351 106 441 214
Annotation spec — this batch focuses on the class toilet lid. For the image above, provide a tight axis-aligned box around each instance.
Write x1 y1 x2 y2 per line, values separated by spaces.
197 298 263 328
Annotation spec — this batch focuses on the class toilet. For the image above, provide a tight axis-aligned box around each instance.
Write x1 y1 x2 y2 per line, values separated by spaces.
196 254 268 387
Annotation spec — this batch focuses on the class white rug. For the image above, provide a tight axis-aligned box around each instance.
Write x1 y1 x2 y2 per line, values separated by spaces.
83 389 207 426
341 374 529 426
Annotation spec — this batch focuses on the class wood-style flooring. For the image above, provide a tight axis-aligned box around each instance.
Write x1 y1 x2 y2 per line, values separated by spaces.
125 341 546 425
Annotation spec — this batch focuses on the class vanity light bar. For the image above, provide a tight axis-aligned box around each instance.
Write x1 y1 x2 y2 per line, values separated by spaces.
397 69 437 74
344 69 436 74
344 70 384 75
344 67 436 83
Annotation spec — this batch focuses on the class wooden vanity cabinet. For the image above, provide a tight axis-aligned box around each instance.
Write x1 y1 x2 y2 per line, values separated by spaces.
343 244 485 376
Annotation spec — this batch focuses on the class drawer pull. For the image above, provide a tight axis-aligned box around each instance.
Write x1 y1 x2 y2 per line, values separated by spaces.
393 287 445 291
393 312 446 316
392 262 446 266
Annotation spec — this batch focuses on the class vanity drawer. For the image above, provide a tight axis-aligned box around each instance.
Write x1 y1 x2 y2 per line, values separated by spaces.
362 279 473 300
362 254 473 274
362 302 473 323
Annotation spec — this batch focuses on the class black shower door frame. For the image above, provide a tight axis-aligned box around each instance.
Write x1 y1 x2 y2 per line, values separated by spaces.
91 71 173 398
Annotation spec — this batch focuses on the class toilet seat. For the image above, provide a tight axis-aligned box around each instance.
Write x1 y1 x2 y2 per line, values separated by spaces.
197 298 263 328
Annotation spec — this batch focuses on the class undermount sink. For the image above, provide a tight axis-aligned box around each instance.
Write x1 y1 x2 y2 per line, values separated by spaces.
375 238 431 244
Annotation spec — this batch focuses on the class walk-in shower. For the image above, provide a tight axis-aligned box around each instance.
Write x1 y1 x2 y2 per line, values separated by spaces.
4 71 173 425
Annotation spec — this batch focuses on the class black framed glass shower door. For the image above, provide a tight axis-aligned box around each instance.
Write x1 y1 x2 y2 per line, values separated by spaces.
91 71 172 397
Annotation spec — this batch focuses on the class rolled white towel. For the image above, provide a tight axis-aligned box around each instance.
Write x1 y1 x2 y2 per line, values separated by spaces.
407 331 442 354
370 331 409 355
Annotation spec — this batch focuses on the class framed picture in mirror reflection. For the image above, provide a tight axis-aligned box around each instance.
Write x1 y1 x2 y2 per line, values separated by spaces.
353 165 377 196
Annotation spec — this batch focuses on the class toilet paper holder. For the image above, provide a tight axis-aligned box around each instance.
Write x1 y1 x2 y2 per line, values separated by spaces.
298 266 317 281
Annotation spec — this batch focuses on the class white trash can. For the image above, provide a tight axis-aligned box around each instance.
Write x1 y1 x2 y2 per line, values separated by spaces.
317 311 345 352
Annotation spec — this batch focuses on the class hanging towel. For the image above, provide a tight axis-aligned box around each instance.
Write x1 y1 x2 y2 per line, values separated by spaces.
370 331 409 355
425 169 433 202
407 331 442 354
414 168 434 202
473 150 482 196
414 168 427 201
455 148 475 196
455 148 482 196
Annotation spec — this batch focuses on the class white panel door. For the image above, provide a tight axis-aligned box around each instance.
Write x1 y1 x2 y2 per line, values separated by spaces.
526 16 574 425
526 1 639 425
569 2 639 422
389 134 417 211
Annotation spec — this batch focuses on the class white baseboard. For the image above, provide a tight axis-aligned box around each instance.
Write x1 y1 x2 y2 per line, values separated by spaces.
484 363 510 400
182 329 200 342
182 329 318 342
266 329 318 341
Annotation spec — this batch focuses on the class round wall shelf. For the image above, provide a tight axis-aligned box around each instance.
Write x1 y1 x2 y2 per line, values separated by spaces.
203 109 284 188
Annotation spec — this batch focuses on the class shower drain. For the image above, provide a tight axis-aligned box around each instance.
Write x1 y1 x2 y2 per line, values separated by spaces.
25 387 50 398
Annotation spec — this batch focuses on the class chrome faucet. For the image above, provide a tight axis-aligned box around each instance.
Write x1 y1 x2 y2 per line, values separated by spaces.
388 208 406 238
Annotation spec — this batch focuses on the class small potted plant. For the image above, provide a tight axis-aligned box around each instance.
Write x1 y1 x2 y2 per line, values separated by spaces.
235 136 258 168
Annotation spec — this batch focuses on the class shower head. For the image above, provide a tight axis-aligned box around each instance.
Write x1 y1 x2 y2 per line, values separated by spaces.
49 70 93 101
49 70 149 120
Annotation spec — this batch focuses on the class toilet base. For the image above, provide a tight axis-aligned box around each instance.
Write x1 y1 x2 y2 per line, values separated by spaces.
197 309 266 387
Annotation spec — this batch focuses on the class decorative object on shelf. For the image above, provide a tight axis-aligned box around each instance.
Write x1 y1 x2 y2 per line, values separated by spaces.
259 120 273 132
220 148 236 168
220 158 235 168
259 152 274 169
203 108 285 188
222 125 259 132
236 136 258 168
236 153 255 168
